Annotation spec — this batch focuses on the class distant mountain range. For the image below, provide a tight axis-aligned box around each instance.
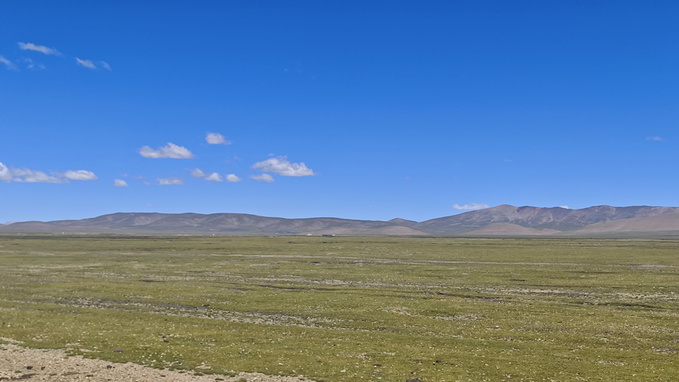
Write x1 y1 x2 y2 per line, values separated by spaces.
2 205 679 237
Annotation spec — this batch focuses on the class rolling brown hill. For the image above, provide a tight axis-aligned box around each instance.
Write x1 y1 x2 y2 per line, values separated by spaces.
569 212 679 235
464 223 561 236
416 205 679 234
2 205 679 236
0 212 430 236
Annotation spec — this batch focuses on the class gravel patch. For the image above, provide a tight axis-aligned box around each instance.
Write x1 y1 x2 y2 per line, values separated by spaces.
0 343 313 382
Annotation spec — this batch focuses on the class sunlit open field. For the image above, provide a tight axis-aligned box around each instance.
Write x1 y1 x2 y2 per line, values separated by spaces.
1 235 678 381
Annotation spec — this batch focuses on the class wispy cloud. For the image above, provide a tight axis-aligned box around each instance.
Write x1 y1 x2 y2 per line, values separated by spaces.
22 58 45 70
646 136 663 142
250 174 274 183
75 58 111 70
14 42 109 71
139 143 194 159
226 174 242 183
453 203 489 211
114 179 128 187
0 56 16 70
206 132 231 145
75 58 96 69
158 177 185 185
252 156 315 176
1 57 46 71
17 42 60 56
204 172 223 182
63 170 97 181
0 162 96 183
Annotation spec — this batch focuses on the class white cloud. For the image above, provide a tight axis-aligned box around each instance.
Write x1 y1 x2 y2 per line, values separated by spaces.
99 61 111 70
158 177 185 185
64 170 97 181
0 56 16 70
191 168 206 178
0 162 11 181
76 58 96 69
206 132 231 145
252 156 315 176
205 172 223 182
194 169 226 182
18 42 60 56
226 174 242 183
646 136 663 141
114 179 128 187
453 203 489 211
558 205 570 209
139 143 194 159
250 173 274 183
0 163 99 183
11 168 64 183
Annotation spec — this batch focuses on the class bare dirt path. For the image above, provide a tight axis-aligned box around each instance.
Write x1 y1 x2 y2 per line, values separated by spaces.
0 342 313 382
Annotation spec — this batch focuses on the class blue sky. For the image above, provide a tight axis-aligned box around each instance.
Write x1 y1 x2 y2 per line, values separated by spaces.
1 1 678 223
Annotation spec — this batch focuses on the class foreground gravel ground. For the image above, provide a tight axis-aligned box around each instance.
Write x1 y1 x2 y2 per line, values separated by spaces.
0 342 313 382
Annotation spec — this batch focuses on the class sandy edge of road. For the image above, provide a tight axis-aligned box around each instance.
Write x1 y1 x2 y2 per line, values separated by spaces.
0 340 313 382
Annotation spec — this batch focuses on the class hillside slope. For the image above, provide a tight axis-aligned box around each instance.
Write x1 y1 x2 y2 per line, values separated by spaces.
2 205 679 236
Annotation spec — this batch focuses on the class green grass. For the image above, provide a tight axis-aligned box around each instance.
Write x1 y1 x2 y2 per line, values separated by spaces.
1 235 678 381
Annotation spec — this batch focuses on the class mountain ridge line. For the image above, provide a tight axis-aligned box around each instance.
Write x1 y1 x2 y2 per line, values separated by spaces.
3 204 679 237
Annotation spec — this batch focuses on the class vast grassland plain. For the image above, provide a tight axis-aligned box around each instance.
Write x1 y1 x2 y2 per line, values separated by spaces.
1 235 678 381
